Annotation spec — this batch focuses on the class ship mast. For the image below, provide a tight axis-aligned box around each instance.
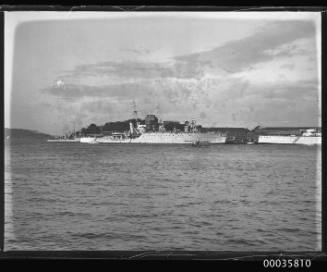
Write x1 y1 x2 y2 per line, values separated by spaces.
156 104 161 122
132 100 139 127
130 100 141 136
191 120 196 133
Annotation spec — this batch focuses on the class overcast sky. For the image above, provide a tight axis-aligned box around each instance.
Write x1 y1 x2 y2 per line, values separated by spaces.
5 12 321 135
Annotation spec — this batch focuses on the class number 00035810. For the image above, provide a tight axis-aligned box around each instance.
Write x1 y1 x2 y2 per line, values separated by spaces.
263 259 311 268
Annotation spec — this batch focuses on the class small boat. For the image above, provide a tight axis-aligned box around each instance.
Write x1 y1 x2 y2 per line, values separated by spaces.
192 140 201 147
191 140 210 147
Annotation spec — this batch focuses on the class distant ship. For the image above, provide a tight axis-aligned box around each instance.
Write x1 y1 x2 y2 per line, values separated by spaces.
81 117 227 145
47 137 80 143
258 128 321 145
94 131 226 144
47 129 80 143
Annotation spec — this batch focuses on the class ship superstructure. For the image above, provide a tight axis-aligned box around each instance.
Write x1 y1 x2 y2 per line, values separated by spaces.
94 116 226 144
79 101 227 144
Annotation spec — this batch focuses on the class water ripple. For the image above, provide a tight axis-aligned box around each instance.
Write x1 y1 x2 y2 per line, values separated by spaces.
5 140 321 251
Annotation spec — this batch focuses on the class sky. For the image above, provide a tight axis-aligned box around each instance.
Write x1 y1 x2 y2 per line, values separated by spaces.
5 12 321 135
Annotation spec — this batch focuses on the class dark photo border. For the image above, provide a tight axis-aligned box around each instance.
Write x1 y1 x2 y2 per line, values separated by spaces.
0 5 326 265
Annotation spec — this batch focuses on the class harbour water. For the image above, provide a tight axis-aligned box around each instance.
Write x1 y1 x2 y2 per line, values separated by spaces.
4 134 321 251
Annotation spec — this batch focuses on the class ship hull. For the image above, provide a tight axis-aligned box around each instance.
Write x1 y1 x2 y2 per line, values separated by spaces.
258 135 321 145
92 133 226 144
80 137 98 144
47 139 81 143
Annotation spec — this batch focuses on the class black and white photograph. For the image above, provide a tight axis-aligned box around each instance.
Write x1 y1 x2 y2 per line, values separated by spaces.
4 11 322 253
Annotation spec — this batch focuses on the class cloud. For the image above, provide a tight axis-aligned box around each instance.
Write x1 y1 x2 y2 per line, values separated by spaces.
63 61 176 80
38 19 319 129
265 37 316 59
280 63 295 70
175 20 316 75
253 79 316 102
39 74 320 129
121 47 153 55
42 82 155 101
57 19 316 86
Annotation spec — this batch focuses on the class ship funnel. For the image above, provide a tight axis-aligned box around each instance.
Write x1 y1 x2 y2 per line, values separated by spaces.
129 122 134 135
